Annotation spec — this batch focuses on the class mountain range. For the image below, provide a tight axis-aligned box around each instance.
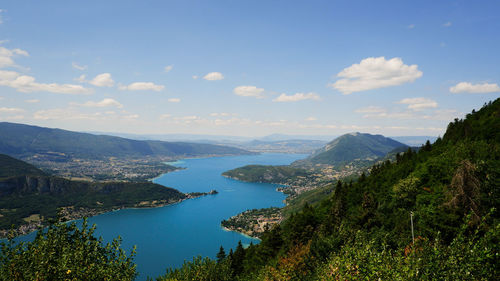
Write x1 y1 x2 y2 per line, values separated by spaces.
0 122 251 160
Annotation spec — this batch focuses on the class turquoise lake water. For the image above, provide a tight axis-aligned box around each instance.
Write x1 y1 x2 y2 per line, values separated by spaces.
15 153 306 280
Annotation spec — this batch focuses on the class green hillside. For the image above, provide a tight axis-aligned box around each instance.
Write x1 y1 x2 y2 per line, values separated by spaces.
160 100 500 280
0 154 46 178
223 165 310 184
0 122 251 160
295 132 407 167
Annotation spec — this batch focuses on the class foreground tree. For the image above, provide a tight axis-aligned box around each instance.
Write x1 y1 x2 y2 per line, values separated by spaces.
0 219 137 281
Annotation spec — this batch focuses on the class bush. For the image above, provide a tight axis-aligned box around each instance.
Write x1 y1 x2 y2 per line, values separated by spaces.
157 256 233 281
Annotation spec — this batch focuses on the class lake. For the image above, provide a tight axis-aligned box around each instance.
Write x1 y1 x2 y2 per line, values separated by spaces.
35 153 305 280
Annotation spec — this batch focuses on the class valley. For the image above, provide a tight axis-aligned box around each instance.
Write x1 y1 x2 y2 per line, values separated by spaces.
0 122 253 182
26 154 180 182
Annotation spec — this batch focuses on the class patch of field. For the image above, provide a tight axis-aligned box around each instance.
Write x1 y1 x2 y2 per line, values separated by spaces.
23 214 41 223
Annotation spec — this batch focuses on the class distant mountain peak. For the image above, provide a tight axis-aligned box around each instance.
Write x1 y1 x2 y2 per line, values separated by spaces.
294 132 407 167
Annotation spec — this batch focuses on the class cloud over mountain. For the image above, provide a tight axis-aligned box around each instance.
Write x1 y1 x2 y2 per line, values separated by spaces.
450 82 500 94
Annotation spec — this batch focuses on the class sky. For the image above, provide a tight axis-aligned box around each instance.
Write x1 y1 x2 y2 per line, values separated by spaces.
0 0 499 137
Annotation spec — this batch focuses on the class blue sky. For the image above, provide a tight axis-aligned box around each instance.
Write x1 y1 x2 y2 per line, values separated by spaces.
0 0 499 137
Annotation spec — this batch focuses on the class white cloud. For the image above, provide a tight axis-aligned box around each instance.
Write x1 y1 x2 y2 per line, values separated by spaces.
355 106 413 119
89 73 114 87
360 111 414 119
25 99 39 103
355 106 386 114
305 117 317 121
356 104 458 121
80 98 123 108
33 108 99 120
192 75 198 79
273 92 321 102
0 107 24 113
2 115 24 120
72 62 87 71
233 85 265 98
0 70 93 94
0 46 90 94
74 74 86 83
443 21 452 27
119 82 164 91
0 46 29 68
174 115 199 121
33 108 138 121
210 112 230 117
160 114 171 119
124 114 139 120
421 109 460 121
168 98 180 103
397 97 438 111
13 49 29 56
203 72 224 81
407 24 415 29
164 65 173 73
449 82 500 94
329 57 423 94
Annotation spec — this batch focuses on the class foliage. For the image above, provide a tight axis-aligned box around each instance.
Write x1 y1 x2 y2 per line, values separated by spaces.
157 256 232 281
314 215 499 280
254 243 313 281
0 154 46 178
0 219 137 280
216 246 226 263
282 183 335 218
223 165 310 184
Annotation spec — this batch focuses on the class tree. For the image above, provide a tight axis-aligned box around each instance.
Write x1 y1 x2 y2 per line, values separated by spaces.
423 140 432 151
216 246 226 263
445 160 481 224
158 256 233 281
0 218 137 280
231 241 246 275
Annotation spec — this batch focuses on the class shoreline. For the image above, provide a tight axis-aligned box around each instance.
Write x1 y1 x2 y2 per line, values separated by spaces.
0 200 182 240
221 226 261 241
219 177 295 241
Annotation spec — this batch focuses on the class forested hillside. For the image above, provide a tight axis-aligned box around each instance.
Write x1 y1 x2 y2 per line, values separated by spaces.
0 122 251 160
293 132 407 167
223 165 310 184
0 154 46 178
160 100 500 280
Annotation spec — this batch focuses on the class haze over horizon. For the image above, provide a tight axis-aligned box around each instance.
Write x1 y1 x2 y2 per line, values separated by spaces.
0 0 499 137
